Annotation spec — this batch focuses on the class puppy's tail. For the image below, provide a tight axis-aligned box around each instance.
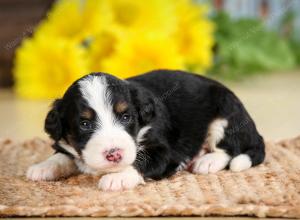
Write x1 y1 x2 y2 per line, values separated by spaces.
229 136 265 172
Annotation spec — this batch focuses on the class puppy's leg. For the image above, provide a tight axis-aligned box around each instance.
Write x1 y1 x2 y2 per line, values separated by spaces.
27 153 77 181
191 119 231 174
98 166 144 191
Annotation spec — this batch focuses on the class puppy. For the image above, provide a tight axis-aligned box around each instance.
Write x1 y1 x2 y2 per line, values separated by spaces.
27 70 265 191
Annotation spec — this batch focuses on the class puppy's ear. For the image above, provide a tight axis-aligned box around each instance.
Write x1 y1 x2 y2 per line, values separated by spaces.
130 84 156 125
45 99 63 141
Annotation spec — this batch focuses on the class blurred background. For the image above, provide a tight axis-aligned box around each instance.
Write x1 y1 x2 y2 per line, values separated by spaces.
0 0 299 141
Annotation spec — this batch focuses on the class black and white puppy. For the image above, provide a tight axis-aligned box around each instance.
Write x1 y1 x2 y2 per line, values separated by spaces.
27 70 265 191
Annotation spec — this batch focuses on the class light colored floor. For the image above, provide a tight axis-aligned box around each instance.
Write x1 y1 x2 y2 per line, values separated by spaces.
0 71 299 220
0 71 299 141
224 70 300 141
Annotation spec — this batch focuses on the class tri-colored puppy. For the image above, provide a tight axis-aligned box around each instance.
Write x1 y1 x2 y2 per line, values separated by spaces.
27 70 265 191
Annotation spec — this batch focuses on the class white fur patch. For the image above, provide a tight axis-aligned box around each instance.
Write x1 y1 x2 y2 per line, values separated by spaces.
78 75 137 170
98 166 144 191
79 75 114 130
82 130 136 170
74 159 99 175
230 154 252 172
192 152 231 174
136 126 151 145
26 153 77 181
58 140 80 158
206 118 228 153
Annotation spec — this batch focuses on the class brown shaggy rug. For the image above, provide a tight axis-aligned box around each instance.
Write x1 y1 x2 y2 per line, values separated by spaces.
0 136 300 218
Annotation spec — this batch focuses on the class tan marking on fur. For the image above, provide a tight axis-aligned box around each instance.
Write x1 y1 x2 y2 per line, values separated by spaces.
81 109 93 119
115 101 128 113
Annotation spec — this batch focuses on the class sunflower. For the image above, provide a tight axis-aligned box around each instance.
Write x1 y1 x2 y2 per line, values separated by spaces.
108 0 177 35
100 32 185 78
36 0 113 43
14 35 88 99
14 0 215 99
174 1 215 72
87 30 119 72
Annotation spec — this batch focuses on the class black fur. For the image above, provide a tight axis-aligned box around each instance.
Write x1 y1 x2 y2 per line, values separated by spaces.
45 70 265 180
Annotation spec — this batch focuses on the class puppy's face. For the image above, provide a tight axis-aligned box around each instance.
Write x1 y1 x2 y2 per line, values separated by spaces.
45 73 153 172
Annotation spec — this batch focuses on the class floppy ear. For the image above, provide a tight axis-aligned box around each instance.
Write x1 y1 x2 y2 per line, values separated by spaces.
129 84 156 125
44 99 63 141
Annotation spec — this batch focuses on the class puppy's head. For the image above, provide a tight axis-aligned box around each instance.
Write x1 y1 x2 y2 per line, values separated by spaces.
45 73 155 172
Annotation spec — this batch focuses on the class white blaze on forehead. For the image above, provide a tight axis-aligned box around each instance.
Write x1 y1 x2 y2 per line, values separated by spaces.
78 75 117 128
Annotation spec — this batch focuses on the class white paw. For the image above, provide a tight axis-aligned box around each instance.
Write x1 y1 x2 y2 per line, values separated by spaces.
26 161 62 181
192 152 231 174
230 154 252 172
26 153 76 181
98 167 144 191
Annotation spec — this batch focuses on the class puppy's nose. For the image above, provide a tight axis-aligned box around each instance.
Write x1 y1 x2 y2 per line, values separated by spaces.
105 148 123 163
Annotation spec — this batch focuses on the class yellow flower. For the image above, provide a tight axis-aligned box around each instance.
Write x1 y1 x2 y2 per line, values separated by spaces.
100 32 184 78
108 0 177 35
36 0 113 42
174 0 215 72
14 0 215 99
177 22 214 72
87 30 118 72
14 35 88 99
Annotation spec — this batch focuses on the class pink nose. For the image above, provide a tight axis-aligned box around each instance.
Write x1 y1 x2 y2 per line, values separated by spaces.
105 148 123 163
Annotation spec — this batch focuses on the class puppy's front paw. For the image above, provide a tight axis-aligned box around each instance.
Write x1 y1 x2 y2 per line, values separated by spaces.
98 166 144 191
191 152 231 174
26 161 62 181
26 153 77 181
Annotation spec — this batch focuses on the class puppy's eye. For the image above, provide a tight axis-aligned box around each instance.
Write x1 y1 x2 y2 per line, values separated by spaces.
80 120 92 130
120 113 131 123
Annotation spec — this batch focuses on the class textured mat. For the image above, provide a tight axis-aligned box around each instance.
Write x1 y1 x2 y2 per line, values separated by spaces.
0 137 300 218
